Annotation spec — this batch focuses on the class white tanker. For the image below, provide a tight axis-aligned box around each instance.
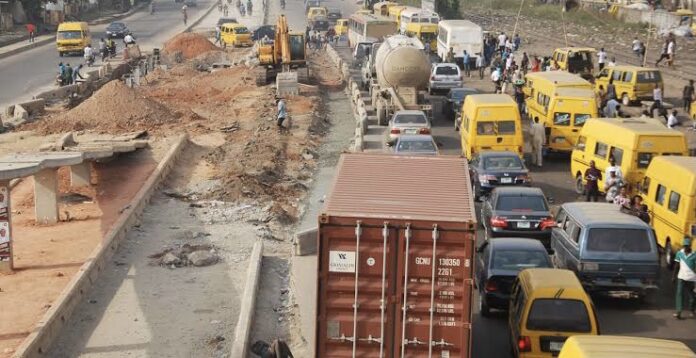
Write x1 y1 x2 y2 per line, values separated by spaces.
372 35 432 125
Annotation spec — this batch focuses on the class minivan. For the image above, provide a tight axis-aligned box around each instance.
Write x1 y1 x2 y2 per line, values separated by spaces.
551 202 660 300
56 22 91 57
639 156 696 267
558 335 696 358
594 65 663 106
460 94 524 160
551 47 596 79
509 268 599 358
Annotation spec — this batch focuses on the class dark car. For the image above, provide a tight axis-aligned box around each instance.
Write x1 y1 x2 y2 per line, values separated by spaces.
327 8 342 22
105 22 129 39
251 25 276 41
481 187 555 243
304 0 321 11
449 87 479 130
311 17 330 31
475 238 552 316
217 17 238 27
469 151 530 200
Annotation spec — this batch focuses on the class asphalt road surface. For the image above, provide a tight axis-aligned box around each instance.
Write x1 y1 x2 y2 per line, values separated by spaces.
0 0 213 110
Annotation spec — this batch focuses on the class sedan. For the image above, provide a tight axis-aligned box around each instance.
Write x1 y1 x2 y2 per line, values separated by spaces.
428 63 462 94
327 8 342 22
311 17 330 32
469 151 531 200
481 187 555 243
386 110 431 145
105 22 129 39
476 238 552 316
393 135 439 156
449 87 479 130
217 17 238 27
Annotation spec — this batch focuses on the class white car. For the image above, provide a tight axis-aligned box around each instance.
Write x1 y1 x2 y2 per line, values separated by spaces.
429 63 463 94
386 110 431 145
394 135 439 156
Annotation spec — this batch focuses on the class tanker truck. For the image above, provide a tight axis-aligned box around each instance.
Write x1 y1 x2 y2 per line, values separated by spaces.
372 35 432 126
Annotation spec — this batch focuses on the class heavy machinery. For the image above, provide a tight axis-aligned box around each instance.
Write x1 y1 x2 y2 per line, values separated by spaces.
372 35 431 125
256 15 307 87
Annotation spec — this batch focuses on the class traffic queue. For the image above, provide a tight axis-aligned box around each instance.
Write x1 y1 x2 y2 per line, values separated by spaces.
311 1 696 357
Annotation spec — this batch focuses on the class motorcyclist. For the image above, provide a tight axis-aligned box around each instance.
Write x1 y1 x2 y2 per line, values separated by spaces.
246 0 252 15
106 38 116 57
123 33 136 46
149 2 155 14
182 5 188 25
98 38 107 61
83 44 94 66
280 0 285 9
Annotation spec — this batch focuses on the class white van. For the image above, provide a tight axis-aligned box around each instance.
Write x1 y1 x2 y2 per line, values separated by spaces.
399 6 439 34
437 20 483 65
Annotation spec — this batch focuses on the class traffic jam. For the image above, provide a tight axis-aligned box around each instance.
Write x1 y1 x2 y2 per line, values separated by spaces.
312 0 696 357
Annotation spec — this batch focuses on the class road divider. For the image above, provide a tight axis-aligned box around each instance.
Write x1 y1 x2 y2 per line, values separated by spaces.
230 240 264 357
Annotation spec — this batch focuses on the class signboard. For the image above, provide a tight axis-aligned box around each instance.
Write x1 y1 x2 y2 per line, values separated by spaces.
328 250 356 273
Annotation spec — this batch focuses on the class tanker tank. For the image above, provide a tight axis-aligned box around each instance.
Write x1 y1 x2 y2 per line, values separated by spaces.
374 35 431 91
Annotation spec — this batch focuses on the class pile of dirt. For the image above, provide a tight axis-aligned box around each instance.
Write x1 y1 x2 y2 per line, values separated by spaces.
29 81 182 134
163 33 220 60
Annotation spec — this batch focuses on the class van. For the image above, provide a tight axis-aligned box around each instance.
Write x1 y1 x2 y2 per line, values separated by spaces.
404 22 437 52
372 0 397 16
398 6 439 34
437 20 483 66
639 156 696 266
334 19 348 35
570 118 687 194
306 6 327 21
551 202 660 299
595 65 663 106
460 94 524 159
508 268 599 358
56 22 91 57
220 23 252 48
522 71 592 99
387 5 407 29
551 47 596 79
558 335 696 358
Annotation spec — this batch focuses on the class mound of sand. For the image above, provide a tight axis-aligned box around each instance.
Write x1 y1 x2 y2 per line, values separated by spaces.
35 81 180 134
163 33 219 60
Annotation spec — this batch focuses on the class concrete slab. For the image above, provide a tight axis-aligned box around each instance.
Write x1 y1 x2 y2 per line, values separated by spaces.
34 168 59 225
66 147 114 160
0 162 42 180
0 152 84 168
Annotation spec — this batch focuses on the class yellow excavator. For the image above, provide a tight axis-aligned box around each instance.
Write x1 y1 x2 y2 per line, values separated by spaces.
256 15 307 86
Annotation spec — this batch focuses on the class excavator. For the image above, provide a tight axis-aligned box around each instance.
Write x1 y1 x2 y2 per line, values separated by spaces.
256 15 307 86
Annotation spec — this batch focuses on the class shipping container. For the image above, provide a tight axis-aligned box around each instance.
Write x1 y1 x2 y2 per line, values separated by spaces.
316 153 477 358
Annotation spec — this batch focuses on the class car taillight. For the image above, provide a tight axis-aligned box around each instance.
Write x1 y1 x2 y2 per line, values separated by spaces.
484 280 498 292
419 128 430 134
518 336 532 352
540 217 555 230
490 216 508 228
390 128 400 134
478 175 496 184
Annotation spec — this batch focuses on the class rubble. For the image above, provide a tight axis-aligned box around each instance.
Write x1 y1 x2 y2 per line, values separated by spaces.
149 243 220 268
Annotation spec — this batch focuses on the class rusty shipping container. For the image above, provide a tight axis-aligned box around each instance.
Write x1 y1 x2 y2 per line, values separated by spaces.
316 153 477 358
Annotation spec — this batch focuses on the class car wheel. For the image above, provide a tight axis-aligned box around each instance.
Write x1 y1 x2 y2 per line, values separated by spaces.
479 290 491 317
622 93 630 106
575 174 585 195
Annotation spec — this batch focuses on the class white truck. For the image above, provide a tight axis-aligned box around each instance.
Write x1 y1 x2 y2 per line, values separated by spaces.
436 20 483 66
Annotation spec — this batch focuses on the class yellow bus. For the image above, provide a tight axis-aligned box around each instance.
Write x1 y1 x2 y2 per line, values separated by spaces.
347 13 397 47
559 335 695 358
460 94 524 159
387 5 407 30
372 1 397 16
404 22 437 52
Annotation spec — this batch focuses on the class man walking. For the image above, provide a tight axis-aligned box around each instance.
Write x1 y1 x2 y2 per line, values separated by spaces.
673 237 696 320
649 84 663 117
445 47 455 64
476 54 485 80
530 117 546 167
656 39 669 66
683 80 694 112
597 47 607 71
584 160 602 202
462 50 470 78
276 97 287 129
26 23 36 43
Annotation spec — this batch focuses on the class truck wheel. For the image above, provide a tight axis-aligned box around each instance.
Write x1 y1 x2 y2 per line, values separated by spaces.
622 93 631 106
575 174 585 195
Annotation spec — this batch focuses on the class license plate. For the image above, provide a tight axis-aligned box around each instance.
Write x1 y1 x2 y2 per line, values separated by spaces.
549 341 564 352
404 129 418 134
500 177 512 184
517 221 530 228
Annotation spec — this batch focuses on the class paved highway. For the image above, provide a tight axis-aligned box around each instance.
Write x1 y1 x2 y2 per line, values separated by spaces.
0 0 213 110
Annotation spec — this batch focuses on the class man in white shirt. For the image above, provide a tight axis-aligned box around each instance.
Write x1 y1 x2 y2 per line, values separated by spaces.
607 57 616 67
83 44 93 63
124 33 135 46
668 110 680 128
632 37 641 56
491 68 501 93
667 40 675 66
597 47 607 70
530 117 546 167
604 158 623 180
497 32 506 52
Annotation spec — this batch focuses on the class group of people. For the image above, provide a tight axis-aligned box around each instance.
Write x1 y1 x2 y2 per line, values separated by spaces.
582 159 649 222
57 62 84 86
305 27 336 49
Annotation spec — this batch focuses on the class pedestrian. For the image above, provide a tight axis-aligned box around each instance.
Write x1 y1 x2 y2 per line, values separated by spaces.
606 78 617 101
597 47 607 70
604 170 623 203
513 33 521 51
514 85 525 115
26 23 36 43
612 186 630 207
530 117 546 167
98 38 106 61
72 64 84 83
276 97 287 129
63 63 73 85
649 83 663 117
667 37 675 66
424 41 430 54
223 3 229 16
491 67 502 93
531 56 540 72
462 50 470 77
683 79 694 111
497 32 506 53
604 98 619 118
596 85 606 112
655 39 670 66
58 62 66 86
668 110 680 128
182 5 188 25
445 47 455 63
608 56 616 67
476 53 485 80
631 36 641 58
520 52 529 74
584 160 602 202
673 237 696 320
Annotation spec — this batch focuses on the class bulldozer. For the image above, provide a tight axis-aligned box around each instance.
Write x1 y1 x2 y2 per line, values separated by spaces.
256 15 307 88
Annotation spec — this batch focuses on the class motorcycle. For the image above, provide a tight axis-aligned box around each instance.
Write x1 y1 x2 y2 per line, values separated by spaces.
247 1 252 15
84 54 95 66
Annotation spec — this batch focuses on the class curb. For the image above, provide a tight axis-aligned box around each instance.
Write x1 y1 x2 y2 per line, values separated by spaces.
12 134 189 358
0 37 54 60
230 240 264 357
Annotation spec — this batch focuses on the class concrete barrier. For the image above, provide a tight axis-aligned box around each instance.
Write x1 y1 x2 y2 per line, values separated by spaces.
353 127 364 152
34 84 80 101
18 99 46 116
230 240 264 357
12 134 189 358
293 227 317 256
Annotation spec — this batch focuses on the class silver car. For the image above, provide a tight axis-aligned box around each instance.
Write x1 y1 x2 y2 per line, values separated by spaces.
393 135 439 156
428 63 463 94
386 110 431 145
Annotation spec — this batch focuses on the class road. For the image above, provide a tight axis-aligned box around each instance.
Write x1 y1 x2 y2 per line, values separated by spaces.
0 0 213 110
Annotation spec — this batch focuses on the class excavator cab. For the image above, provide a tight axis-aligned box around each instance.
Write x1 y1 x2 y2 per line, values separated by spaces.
256 15 307 86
